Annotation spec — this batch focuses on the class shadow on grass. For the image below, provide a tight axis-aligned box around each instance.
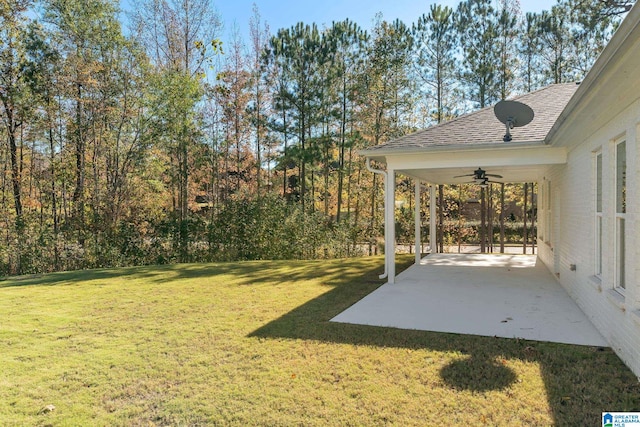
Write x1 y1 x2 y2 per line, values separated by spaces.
0 258 377 289
4 255 639 425
0 264 171 288
248 257 640 426
440 355 518 392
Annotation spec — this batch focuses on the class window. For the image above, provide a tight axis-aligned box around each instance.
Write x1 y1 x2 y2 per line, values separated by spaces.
615 140 626 290
595 151 603 277
539 180 546 242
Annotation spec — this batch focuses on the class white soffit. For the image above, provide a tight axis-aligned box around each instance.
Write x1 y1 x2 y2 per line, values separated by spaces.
384 145 566 185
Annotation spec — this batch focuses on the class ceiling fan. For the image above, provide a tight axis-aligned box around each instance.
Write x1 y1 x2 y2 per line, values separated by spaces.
454 167 503 187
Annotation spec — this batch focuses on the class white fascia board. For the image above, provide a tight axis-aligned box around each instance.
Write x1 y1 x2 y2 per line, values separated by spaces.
383 145 567 171
359 140 542 158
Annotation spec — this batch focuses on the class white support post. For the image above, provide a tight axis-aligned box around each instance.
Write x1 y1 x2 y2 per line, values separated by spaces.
415 181 421 264
386 168 396 283
430 184 437 253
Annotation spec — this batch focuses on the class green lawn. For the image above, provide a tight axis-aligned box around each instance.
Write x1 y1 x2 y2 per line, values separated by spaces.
1 256 638 426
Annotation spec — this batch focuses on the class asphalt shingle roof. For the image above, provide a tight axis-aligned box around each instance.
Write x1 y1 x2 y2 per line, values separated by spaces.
364 83 580 154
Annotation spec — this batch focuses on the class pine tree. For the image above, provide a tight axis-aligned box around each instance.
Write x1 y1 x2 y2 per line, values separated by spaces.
413 4 458 124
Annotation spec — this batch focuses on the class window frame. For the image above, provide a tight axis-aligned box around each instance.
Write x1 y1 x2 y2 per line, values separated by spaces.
614 139 626 292
595 150 603 278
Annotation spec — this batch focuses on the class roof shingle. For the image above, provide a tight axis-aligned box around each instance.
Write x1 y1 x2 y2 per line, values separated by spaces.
364 83 579 154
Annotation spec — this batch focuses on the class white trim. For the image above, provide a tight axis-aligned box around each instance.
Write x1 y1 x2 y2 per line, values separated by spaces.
545 180 553 247
360 139 547 157
589 275 603 292
539 178 549 244
385 168 396 283
385 146 567 171
415 181 421 265
615 139 627 292
430 185 437 253
595 149 603 278
595 214 603 277
606 288 626 311
615 216 626 292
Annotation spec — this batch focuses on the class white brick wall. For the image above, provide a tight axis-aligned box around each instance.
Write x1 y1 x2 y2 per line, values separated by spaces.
538 97 640 379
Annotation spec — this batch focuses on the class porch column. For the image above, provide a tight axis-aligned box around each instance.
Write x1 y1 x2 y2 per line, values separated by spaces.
430 184 437 253
415 181 421 264
386 168 396 283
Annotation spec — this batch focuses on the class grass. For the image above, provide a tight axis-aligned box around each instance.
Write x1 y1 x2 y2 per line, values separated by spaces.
1 255 638 426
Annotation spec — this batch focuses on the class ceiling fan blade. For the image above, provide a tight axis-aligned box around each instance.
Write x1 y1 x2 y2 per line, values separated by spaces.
453 168 502 181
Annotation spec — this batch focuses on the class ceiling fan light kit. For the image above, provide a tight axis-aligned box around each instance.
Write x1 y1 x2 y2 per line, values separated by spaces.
454 167 503 186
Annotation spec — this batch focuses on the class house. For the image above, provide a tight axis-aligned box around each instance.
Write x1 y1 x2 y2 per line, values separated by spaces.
360 3 640 377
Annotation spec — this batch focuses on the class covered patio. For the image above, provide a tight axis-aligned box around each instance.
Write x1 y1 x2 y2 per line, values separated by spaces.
332 253 607 346
363 83 579 283
346 83 609 346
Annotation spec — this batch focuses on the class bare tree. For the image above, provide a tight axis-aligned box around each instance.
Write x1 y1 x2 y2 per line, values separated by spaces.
133 0 221 261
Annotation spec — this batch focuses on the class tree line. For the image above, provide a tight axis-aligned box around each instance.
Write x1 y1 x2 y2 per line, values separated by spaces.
0 0 632 275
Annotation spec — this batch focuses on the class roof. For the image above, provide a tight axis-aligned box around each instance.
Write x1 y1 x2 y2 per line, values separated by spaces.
362 83 580 156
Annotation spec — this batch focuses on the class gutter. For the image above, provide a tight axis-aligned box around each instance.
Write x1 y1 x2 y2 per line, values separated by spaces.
366 158 388 280
359 139 547 158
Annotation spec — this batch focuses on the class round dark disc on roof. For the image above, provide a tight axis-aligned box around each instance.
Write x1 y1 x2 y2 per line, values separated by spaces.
494 100 534 127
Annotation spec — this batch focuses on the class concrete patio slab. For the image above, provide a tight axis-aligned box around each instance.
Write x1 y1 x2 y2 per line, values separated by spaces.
332 253 607 346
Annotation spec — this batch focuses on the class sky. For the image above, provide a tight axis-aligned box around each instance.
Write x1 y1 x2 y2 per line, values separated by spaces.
214 0 560 42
